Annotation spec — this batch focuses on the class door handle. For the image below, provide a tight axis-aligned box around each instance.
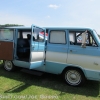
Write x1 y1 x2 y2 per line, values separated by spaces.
70 50 77 52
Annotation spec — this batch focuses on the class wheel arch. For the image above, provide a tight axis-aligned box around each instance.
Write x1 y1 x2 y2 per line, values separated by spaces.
61 66 87 79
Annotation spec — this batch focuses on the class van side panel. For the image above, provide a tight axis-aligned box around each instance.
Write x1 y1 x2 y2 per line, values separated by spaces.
84 69 100 80
45 50 67 74
67 30 100 81
45 29 69 74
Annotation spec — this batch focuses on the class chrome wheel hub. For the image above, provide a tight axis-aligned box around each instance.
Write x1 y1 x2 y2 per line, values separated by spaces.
65 70 81 85
5 61 12 70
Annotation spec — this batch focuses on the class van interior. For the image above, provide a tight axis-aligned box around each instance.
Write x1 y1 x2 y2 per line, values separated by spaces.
16 29 31 62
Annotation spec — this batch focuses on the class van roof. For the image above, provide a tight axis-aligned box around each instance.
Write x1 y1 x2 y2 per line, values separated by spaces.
0 26 94 31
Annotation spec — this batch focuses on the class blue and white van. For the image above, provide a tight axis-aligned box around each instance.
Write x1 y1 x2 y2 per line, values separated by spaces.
0 25 100 86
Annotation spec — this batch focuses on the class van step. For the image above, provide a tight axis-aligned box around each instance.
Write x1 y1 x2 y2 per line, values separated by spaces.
20 69 44 76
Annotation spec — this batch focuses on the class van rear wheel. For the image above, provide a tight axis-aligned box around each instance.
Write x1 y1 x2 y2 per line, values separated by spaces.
4 60 16 71
63 68 85 86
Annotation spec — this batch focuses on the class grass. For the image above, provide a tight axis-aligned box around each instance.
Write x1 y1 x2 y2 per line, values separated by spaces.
0 61 100 100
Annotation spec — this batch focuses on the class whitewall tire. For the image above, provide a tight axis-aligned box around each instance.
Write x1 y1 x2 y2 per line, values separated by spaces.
4 60 16 71
63 68 85 86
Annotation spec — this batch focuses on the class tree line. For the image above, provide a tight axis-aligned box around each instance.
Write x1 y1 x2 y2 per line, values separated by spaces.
0 24 24 27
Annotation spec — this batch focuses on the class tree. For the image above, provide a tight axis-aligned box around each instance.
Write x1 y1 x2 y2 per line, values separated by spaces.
0 24 24 27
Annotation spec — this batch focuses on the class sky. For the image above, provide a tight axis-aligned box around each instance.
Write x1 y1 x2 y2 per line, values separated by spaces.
0 0 100 34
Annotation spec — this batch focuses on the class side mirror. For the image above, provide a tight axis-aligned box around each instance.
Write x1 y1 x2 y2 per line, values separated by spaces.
81 30 87 48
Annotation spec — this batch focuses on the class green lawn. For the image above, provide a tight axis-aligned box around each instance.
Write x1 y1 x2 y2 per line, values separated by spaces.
0 62 100 100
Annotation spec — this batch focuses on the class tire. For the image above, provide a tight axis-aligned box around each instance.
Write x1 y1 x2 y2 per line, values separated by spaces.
63 68 85 86
4 60 16 72
0 60 4 66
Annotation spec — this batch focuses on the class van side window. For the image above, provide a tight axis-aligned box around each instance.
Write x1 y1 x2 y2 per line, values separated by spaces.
22 32 31 39
0 29 13 41
49 31 66 44
69 31 97 47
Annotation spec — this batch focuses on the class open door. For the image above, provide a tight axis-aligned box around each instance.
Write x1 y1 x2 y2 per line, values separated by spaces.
0 29 14 60
30 25 46 69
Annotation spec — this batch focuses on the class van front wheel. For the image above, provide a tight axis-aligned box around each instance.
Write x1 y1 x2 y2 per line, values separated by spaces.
4 60 16 71
63 68 85 86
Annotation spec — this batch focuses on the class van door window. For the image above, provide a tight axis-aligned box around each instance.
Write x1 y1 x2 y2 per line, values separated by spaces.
32 28 45 42
69 31 97 47
49 31 66 44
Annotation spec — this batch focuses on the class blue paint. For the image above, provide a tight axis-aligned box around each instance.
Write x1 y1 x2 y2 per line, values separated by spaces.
31 42 45 51
13 60 30 69
45 61 67 74
68 45 100 56
84 69 100 80
46 44 68 53
30 61 44 69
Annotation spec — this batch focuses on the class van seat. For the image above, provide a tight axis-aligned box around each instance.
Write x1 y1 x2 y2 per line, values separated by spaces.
17 38 30 55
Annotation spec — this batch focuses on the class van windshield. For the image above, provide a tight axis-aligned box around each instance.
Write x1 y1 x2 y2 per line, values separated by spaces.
93 30 100 44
